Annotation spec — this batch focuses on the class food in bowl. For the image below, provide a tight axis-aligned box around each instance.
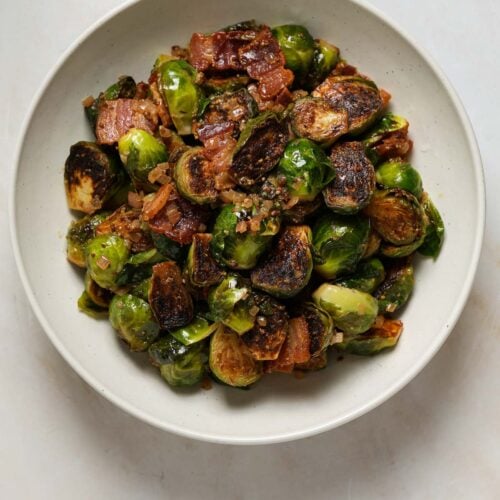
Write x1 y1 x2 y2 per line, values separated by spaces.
63 20 444 390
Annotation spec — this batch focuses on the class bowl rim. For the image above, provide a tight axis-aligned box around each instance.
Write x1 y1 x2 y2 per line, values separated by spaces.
9 0 485 445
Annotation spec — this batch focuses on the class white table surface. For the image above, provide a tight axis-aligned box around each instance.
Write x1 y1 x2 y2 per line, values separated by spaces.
1 1 499 498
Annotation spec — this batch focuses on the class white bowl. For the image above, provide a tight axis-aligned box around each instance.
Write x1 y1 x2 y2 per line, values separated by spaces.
10 0 484 444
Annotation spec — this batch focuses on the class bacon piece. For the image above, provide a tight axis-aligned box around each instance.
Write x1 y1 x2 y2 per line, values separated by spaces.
95 99 159 145
203 133 237 190
149 81 172 127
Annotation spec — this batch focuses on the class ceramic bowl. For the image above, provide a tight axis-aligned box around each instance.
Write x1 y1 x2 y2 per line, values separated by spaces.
10 0 484 444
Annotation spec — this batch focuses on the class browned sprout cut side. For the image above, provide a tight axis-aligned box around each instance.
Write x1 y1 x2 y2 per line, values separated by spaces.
374 258 414 314
186 233 225 288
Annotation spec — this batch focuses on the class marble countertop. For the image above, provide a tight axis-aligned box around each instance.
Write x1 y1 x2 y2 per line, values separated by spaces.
1 0 498 498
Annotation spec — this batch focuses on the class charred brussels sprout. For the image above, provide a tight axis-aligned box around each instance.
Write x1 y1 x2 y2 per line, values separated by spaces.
335 258 385 294
174 147 217 204
418 193 445 259
118 128 168 190
231 112 289 186
375 159 423 198
209 326 263 387
85 234 129 290
158 59 203 135
211 204 280 270
323 141 376 213
362 113 409 148
312 283 378 335
77 291 108 319
170 316 219 346
302 303 334 357
312 213 370 279
290 97 348 147
109 294 160 351
186 233 225 288
374 258 414 313
64 141 122 214
306 39 340 89
251 225 313 298
278 139 335 201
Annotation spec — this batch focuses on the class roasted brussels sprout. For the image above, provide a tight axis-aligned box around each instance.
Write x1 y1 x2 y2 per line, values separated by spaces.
84 271 112 308
313 75 383 135
374 258 414 313
149 261 194 330
115 248 165 287
335 257 385 294
278 139 335 202
289 97 348 146
170 316 219 346
418 193 445 259
306 39 340 90
118 128 168 190
130 277 151 301
157 59 203 135
362 113 409 148
338 317 403 355
312 283 378 335
209 325 263 387
375 159 423 198
271 24 315 83
323 141 376 213
211 203 280 270
362 228 382 259
109 294 160 351
66 212 109 267
64 141 122 214
77 291 108 319
312 213 370 279
151 232 186 262
302 303 334 358
85 234 130 290
230 112 289 186
173 147 217 204
186 233 225 288
251 225 313 298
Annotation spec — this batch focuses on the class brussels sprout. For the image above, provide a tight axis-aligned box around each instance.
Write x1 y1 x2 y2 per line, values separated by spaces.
302 303 334 357
202 75 251 95
289 97 348 146
118 128 168 190
334 258 385 294
364 188 426 246
208 274 255 334
418 193 445 259
209 326 263 387
66 212 109 267
64 141 123 214
173 147 217 204
323 141 376 214
362 113 409 148
312 213 370 279
312 75 383 135
109 294 160 351
186 233 225 288
277 139 335 202
251 225 313 298
85 234 129 290
375 159 423 198
170 316 219 345
362 229 382 259
338 317 403 355
295 350 328 371
84 271 112 307
149 261 194 330
130 277 151 301
158 59 203 135
103 179 134 211
271 25 315 83
230 112 289 186
77 291 108 319
211 204 280 270
306 39 340 90
312 283 378 335
151 232 186 262
374 258 414 313
115 248 165 287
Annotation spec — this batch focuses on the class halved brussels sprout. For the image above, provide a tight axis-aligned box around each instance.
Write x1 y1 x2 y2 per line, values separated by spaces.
334 258 385 294
271 24 315 83
85 234 130 290
306 39 340 90
251 225 313 298
118 128 168 191
109 294 160 351
66 212 109 267
289 97 348 146
170 316 219 346
364 188 426 246
64 141 122 214
338 317 403 355
361 228 382 259
312 283 378 335
173 147 217 204
277 139 335 202
323 141 376 213
186 233 225 288
312 75 383 135
149 261 194 330
418 193 445 259
375 159 423 198
130 277 151 301
362 113 409 147
374 258 414 313
84 271 112 308
157 59 203 135
115 248 165 287
77 291 108 319
302 303 334 358
209 325 263 387
312 213 370 279
211 203 280 270
230 112 289 186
